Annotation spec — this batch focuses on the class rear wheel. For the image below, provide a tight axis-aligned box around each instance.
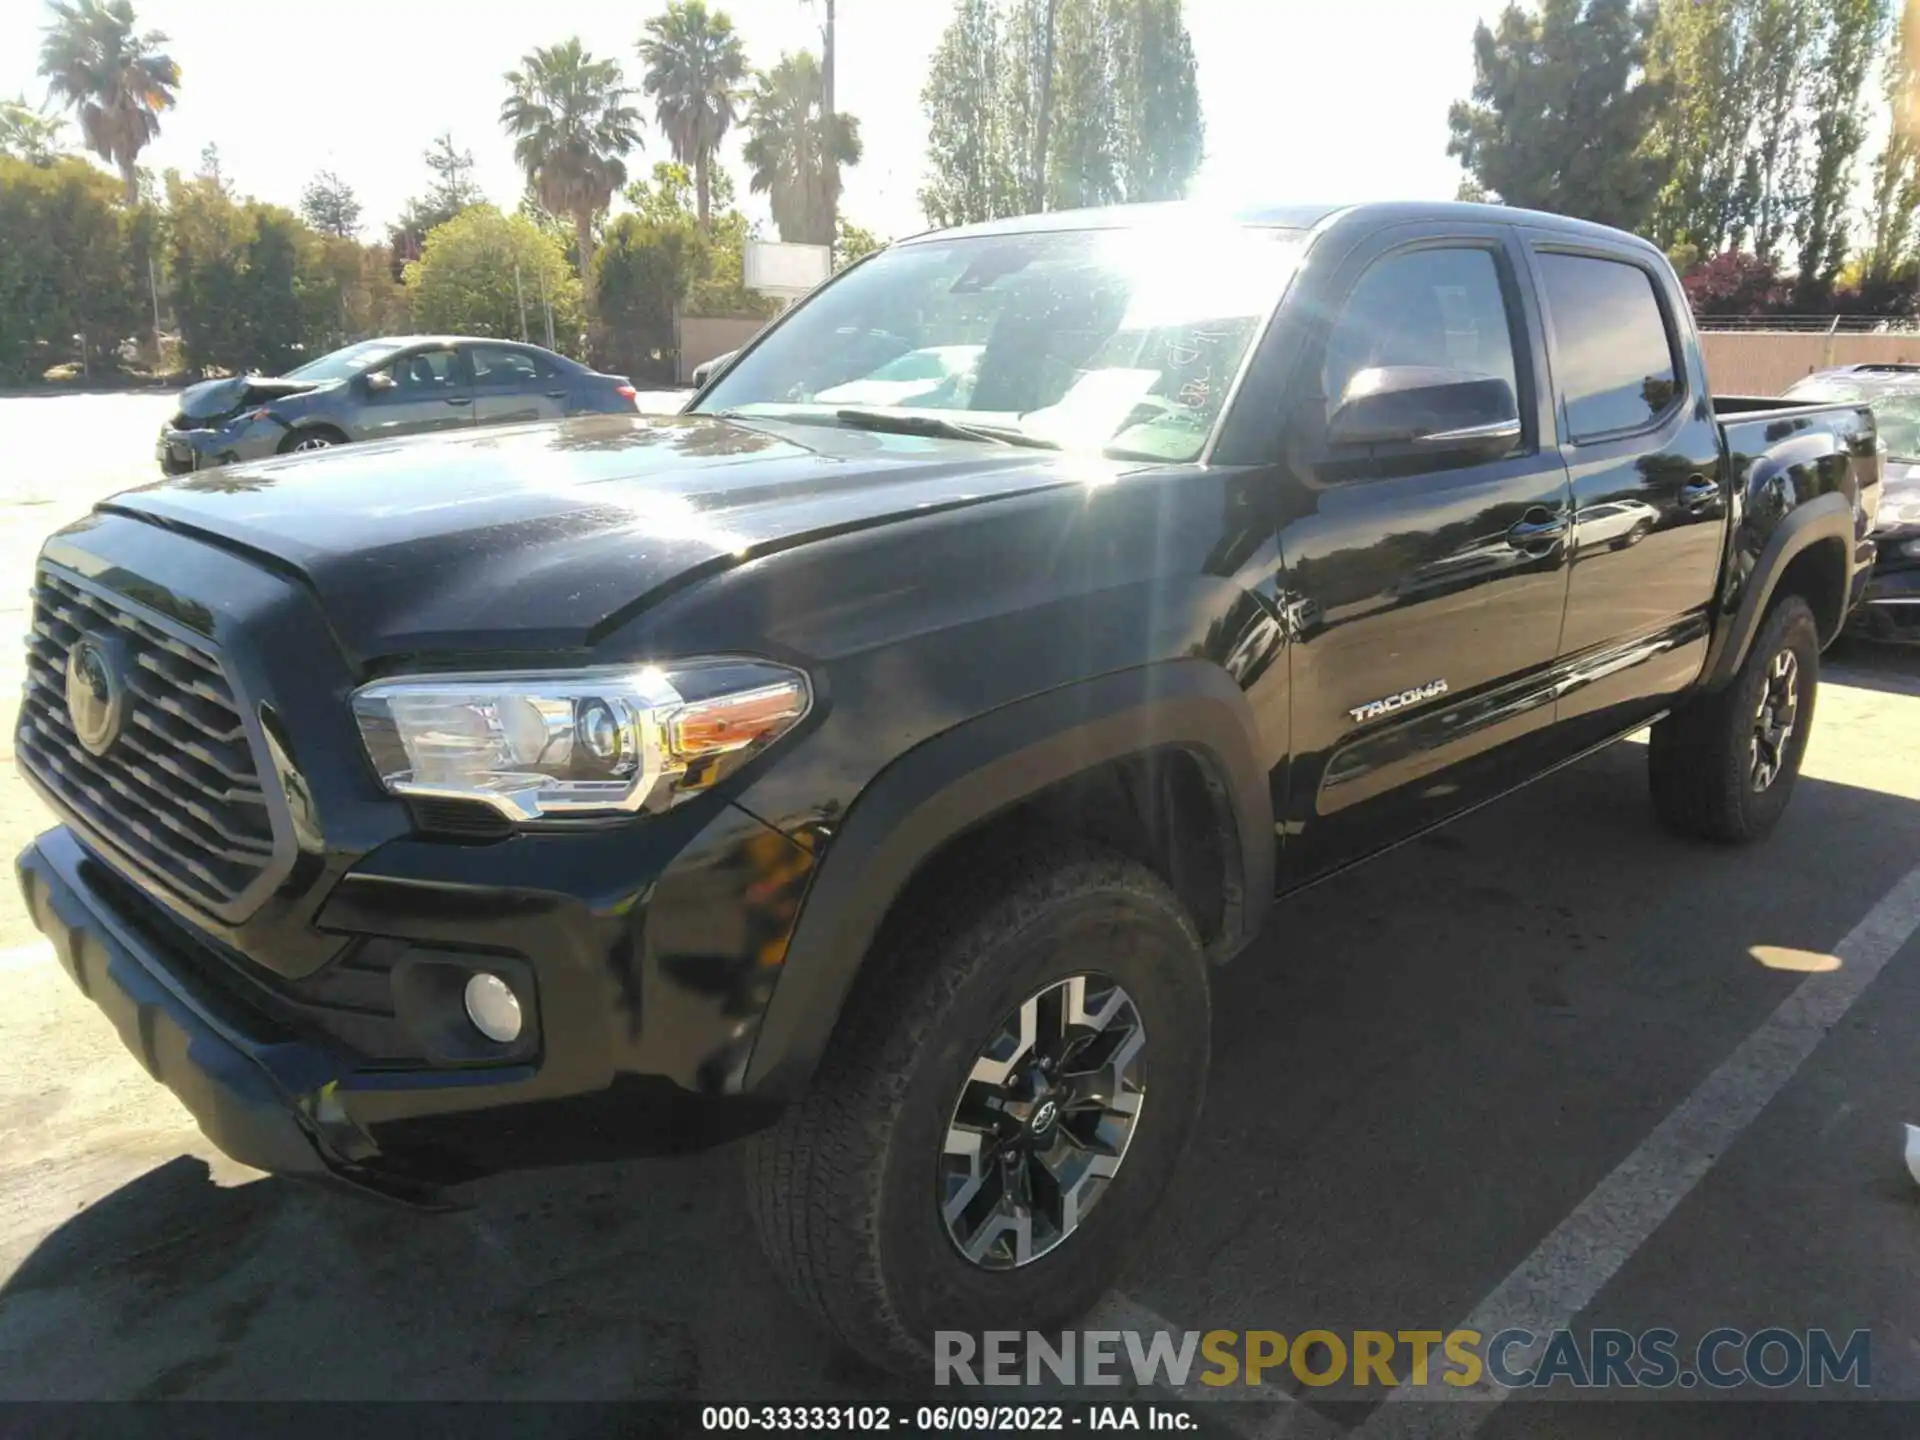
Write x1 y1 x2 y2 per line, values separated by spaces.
1648 595 1819 843
744 843 1210 1373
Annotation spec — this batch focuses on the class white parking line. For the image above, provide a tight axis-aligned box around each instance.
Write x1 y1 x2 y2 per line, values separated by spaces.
1087 1293 1345 1440
1356 859 1920 1438
0 940 51 972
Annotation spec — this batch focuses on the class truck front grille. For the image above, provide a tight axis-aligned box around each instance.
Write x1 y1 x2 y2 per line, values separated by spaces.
18 567 282 915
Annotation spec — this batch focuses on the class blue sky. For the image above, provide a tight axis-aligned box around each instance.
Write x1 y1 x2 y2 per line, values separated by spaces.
0 0 1506 240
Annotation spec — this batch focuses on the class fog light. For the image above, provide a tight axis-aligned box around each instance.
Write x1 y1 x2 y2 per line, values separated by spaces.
463 972 523 1043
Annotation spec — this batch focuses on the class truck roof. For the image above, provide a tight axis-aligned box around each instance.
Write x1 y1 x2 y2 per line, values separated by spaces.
906 199 1659 253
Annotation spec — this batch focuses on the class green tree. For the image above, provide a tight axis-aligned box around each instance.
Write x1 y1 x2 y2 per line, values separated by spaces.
402 204 585 352
592 207 708 382
920 0 1202 226
638 0 748 231
389 133 483 267
1042 0 1118 208
37 0 180 205
835 215 883 268
241 203 309 372
0 153 144 380
1447 0 1667 232
1732 0 1816 265
1863 0 1920 286
1643 0 1757 252
303 233 411 348
166 171 253 372
166 172 322 375
300 168 362 238
920 0 1024 226
0 93 67 165
500 38 643 288
742 50 862 246
1110 0 1204 203
623 159 773 317
1792 0 1891 301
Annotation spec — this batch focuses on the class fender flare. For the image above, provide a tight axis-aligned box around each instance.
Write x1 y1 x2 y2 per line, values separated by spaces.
1700 490 1855 690
737 659 1276 1097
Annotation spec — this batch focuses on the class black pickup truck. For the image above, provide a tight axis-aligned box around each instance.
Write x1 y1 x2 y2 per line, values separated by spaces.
16 201 1881 1372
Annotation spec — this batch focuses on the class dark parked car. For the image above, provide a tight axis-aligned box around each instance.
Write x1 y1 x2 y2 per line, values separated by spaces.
1782 363 1920 642
21 200 1878 1374
155 336 640 474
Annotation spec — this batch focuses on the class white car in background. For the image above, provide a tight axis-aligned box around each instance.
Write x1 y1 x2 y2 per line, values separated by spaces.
1574 498 1660 553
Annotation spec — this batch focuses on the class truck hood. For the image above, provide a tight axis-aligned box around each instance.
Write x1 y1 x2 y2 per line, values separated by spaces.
102 413 1095 659
175 374 328 422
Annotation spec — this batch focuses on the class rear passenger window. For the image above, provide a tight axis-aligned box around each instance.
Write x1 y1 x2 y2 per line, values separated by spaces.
1322 247 1521 418
1537 254 1680 440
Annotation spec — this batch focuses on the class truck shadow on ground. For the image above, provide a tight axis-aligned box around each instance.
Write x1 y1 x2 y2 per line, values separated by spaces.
3 744 1918 1408
1826 640 1920 697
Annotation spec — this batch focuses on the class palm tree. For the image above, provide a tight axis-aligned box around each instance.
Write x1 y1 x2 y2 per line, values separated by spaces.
742 51 861 247
801 0 838 237
638 1 748 232
37 0 179 205
500 38 643 287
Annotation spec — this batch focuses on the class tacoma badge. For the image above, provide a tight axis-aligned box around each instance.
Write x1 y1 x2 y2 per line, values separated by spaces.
1348 678 1449 724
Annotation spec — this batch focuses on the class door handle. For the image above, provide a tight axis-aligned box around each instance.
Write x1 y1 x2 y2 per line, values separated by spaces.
1506 510 1569 549
444 397 472 407
545 389 568 399
1679 475 1720 509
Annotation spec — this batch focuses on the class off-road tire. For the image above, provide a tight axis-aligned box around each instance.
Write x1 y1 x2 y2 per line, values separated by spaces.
1648 594 1820 843
743 842 1211 1374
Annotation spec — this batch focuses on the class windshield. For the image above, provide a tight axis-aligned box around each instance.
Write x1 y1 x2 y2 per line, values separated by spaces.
283 339 408 383
695 225 1306 462
1783 374 1920 461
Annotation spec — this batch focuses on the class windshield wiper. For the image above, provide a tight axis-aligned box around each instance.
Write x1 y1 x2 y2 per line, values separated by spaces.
832 408 1062 451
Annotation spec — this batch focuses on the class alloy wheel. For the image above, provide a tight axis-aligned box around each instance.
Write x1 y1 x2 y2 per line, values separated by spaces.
291 435 335 452
939 973 1146 1270
1750 647 1800 792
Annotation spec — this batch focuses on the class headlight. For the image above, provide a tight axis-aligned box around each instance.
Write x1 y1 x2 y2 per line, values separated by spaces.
351 658 811 821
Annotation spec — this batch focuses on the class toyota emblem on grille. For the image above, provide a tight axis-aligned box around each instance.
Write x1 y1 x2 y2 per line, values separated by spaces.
65 634 129 756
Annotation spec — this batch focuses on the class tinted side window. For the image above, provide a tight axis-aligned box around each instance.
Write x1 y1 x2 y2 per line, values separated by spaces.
1323 247 1520 417
1537 253 1679 440
468 344 543 388
376 347 458 392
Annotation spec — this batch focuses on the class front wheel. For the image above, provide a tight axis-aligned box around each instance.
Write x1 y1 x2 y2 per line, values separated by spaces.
278 427 345 455
1648 594 1820 843
744 843 1210 1373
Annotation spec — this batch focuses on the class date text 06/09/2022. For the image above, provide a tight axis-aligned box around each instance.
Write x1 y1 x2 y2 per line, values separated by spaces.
701 1404 1196 1431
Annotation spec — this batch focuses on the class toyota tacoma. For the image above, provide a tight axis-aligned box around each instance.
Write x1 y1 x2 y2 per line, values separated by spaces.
16 201 1881 1372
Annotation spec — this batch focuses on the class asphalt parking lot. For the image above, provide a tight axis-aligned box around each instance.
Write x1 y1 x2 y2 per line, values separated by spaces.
0 391 1918 1432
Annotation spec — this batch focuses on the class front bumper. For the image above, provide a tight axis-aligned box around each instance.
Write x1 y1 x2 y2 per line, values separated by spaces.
20 783 813 1202
155 423 278 475
19 827 386 1193
1845 535 1920 645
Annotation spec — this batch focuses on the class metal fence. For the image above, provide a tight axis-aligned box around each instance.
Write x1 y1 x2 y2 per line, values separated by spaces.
1692 314 1920 333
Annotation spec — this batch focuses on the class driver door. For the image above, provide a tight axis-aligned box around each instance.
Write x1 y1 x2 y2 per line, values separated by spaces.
357 344 475 440
1277 227 1576 881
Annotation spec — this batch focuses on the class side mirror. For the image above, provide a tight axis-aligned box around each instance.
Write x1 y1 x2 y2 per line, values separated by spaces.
1327 366 1520 460
364 371 396 395
694 350 738 387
